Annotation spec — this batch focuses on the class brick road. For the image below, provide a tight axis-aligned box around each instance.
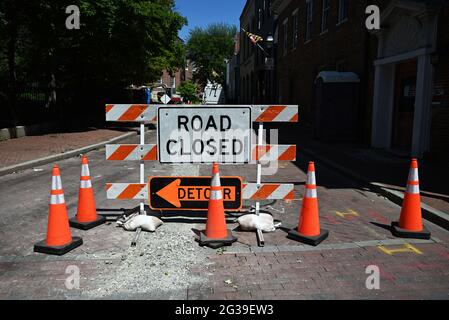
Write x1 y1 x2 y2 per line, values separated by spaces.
0 129 448 300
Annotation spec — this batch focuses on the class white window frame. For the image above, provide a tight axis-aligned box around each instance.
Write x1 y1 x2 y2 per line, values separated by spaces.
292 9 299 49
283 18 288 55
338 0 348 24
321 0 330 33
305 0 314 42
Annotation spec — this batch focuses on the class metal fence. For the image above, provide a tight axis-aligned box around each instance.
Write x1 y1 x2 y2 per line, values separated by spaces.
0 84 135 129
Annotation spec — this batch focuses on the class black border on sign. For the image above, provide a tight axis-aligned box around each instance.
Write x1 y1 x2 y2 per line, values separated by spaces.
148 176 243 211
157 106 252 164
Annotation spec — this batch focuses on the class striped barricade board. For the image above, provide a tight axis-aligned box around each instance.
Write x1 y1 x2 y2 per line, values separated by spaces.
105 104 298 123
252 145 297 162
106 144 158 161
106 183 295 201
106 144 296 162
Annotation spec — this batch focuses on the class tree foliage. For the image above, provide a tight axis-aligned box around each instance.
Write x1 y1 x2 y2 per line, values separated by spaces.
177 80 198 103
186 23 236 88
0 0 187 88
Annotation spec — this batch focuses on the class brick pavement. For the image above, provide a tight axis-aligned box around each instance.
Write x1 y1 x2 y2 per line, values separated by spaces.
0 130 448 300
188 242 449 300
0 128 131 168
192 152 449 300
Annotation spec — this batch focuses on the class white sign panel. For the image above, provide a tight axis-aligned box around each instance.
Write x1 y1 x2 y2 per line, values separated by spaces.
160 94 171 105
158 107 251 163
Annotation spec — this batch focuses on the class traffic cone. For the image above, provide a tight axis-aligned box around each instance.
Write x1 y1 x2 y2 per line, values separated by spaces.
34 165 83 255
391 158 431 239
287 162 329 246
69 155 105 230
198 163 237 249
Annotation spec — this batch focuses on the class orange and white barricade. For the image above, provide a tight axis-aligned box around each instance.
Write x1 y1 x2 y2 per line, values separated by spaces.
104 104 299 247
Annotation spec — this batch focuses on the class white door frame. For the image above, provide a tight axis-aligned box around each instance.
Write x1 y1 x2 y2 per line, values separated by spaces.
370 0 441 158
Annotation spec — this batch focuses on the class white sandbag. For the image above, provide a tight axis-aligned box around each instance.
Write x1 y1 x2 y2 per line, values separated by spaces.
237 213 277 233
123 215 163 232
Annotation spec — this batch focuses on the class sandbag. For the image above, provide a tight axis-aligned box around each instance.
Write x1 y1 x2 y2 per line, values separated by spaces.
237 213 278 233
122 215 163 232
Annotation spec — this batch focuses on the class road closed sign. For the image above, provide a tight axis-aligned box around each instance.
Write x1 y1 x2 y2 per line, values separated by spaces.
157 107 251 163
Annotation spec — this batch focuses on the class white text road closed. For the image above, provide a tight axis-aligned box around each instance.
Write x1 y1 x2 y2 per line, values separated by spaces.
158 107 251 163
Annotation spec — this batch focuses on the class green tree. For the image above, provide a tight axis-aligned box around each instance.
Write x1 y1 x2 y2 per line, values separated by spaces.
0 0 187 125
178 80 198 103
0 0 187 88
186 23 236 87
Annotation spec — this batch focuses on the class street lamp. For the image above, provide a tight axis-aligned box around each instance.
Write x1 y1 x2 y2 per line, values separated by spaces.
264 34 274 70
265 35 274 50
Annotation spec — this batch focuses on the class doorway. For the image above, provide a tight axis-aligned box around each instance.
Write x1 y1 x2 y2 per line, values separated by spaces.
391 59 417 153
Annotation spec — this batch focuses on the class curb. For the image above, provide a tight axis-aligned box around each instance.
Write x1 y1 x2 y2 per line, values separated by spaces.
0 131 137 177
301 147 449 231
0 122 59 141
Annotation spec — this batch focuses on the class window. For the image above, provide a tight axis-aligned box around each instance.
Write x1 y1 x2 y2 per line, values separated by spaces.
338 0 348 24
245 24 250 58
305 0 314 41
251 18 256 54
241 30 245 60
244 25 250 60
264 0 270 20
321 0 330 33
292 9 299 49
283 18 288 55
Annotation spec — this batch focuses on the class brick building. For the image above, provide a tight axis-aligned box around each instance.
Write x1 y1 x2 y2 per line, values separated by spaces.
157 59 194 94
226 33 241 103
240 0 257 104
272 0 449 159
240 0 277 104
369 0 449 159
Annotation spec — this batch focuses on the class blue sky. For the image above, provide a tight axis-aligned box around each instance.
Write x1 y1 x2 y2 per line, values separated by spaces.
175 0 246 41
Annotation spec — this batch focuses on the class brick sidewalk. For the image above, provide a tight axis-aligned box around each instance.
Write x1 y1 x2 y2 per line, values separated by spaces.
0 128 131 168
278 123 449 214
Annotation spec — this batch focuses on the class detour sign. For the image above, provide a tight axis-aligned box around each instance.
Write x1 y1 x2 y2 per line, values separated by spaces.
148 176 242 211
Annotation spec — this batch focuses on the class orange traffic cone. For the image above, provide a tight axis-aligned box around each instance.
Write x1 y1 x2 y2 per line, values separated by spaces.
287 162 329 246
34 165 83 255
69 155 105 230
391 158 431 239
198 163 237 249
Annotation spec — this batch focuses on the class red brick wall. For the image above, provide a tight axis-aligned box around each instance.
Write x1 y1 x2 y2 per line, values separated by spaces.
184 60 194 82
276 0 449 152
160 70 182 89
430 3 449 160
276 0 370 138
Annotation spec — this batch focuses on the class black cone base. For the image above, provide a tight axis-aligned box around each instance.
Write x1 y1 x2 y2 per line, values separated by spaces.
34 237 83 256
391 222 431 240
69 215 106 230
287 228 329 246
198 230 237 249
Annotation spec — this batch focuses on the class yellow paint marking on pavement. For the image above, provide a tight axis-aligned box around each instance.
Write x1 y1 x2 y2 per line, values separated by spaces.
378 243 423 255
336 209 359 218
